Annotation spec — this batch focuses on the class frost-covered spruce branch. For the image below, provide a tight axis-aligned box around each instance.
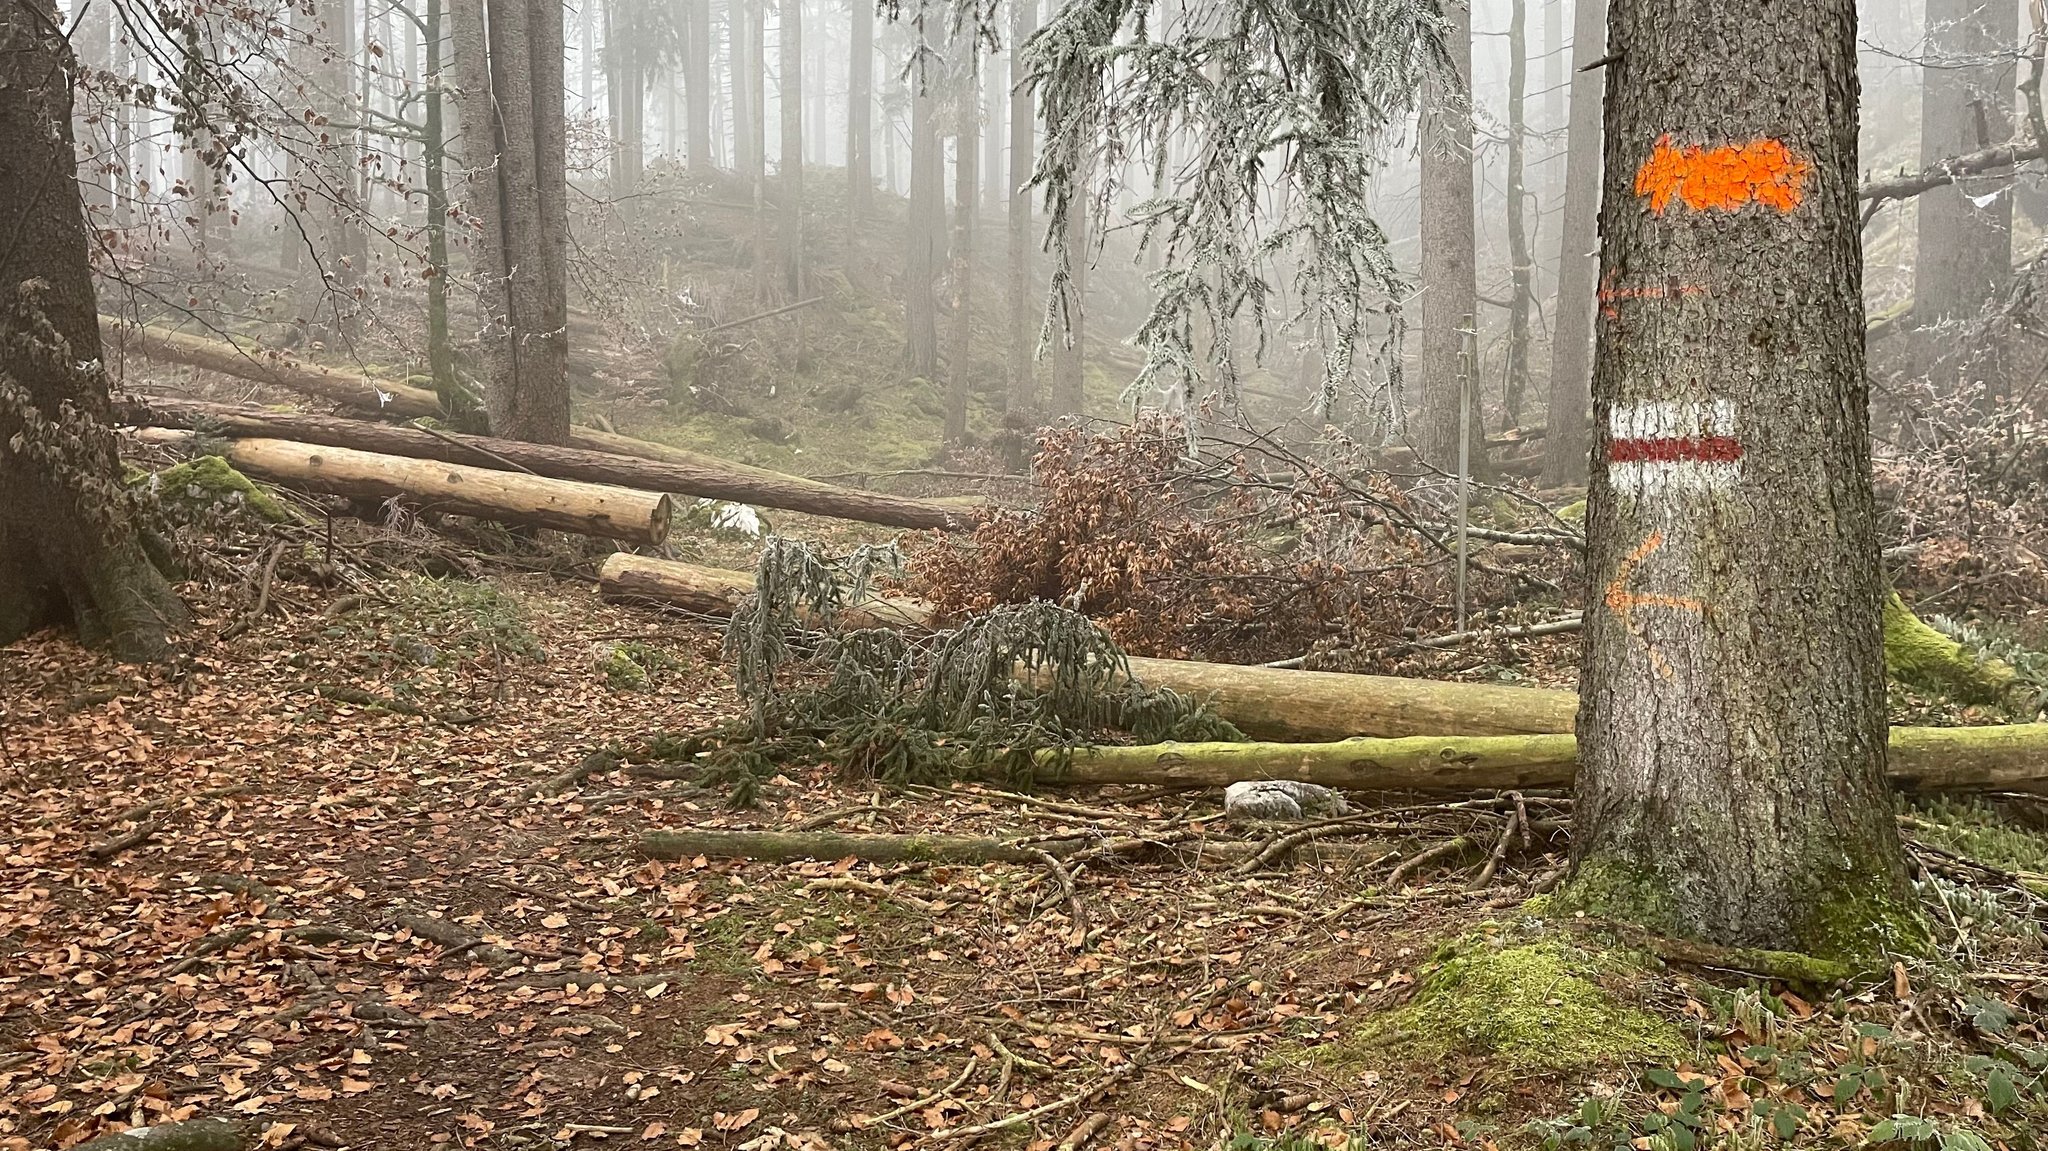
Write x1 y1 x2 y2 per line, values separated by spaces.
895 0 1449 433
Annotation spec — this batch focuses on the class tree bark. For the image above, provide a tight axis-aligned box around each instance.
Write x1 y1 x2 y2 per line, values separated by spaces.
449 0 572 444
847 0 874 219
1417 0 1483 472
1504 0 1533 428
138 432 674 544
944 44 980 443
1572 0 1913 961
1051 152 1089 415
1006 0 1039 412
127 398 984 530
1913 0 2016 393
0 4 189 660
907 57 942 379
687 0 713 173
599 554 935 626
779 0 806 296
1539 0 1604 486
102 318 445 416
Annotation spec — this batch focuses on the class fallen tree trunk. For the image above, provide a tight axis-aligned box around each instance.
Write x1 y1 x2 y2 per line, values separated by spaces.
73 1120 246 1151
1044 724 2048 793
574 557 1584 739
1860 138 2048 205
102 318 443 417
637 828 1385 867
138 430 672 544
126 397 982 531
598 554 934 628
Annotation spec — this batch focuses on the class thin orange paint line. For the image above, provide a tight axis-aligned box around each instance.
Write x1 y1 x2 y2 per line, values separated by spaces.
1603 530 1705 619
1634 135 1811 215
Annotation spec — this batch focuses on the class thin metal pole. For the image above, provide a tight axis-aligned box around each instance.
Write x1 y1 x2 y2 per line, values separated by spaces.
1455 313 1474 635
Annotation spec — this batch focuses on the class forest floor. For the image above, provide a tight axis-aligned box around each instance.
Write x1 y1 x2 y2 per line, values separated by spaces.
9 538 2048 1151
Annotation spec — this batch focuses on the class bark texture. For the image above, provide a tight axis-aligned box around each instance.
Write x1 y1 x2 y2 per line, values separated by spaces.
1574 0 1913 961
1417 0 1483 471
779 0 805 296
847 0 874 218
1913 0 2016 391
1540 0 1604 485
0 4 188 659
906 61 942 379
944 44 980 443
1006 0 1039 411
450 0 572 443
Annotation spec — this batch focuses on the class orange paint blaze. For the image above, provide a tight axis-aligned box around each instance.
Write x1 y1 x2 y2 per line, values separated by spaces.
1633 136 1812 215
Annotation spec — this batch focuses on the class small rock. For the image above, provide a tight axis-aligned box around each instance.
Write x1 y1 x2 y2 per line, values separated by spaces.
1224 780 1352 821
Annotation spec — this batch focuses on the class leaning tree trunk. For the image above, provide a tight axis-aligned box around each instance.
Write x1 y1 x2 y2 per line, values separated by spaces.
1417 0 1483 473
1913 0 2016 397
0 3 188 659
1571 0 1915 962
1539 0 1605 486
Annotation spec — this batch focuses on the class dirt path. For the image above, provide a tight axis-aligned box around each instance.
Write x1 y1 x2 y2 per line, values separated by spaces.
0 573 1523 1151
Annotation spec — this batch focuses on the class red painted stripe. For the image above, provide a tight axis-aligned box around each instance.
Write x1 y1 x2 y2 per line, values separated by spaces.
1609 435 1745 464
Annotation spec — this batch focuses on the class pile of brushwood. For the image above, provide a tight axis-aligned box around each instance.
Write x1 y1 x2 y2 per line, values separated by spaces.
671 538 1243 803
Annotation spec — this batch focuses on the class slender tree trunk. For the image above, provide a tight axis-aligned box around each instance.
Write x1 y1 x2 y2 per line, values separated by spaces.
1051 154 1088 415
1539 0 1603 486
1544 0 1565 195
1504 0 1533 429
944 46 980 443
1007 0 1037 412
1914 0 2016 394
449 0 570 443
748 0 769 298
687 0 713 172
847 0 873 219
906 59 941 379
733 0 756 177
423 0 460 410
1418 0 1482 472
580 0 595 117
779 0 805 295
0 2 188 659
1570 0 1914 962
983 43 1004 214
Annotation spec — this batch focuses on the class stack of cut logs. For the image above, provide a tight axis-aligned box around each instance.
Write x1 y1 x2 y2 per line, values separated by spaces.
114 319 2048 795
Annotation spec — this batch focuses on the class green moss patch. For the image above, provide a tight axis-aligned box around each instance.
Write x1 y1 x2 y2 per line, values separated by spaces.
1885 590 2015 703
1316 932 1686 1075
150 455 293 523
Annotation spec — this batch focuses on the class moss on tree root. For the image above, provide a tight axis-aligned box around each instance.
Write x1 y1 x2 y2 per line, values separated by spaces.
1313 928 1686 1075
151 455 293 523
1884 590 2015 703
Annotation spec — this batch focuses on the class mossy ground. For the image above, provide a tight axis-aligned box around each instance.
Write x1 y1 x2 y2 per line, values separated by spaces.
148 455 294 523
1307 925 1688 1077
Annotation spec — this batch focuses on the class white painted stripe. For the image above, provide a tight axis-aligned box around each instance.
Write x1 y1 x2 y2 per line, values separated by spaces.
1608 399 1737 442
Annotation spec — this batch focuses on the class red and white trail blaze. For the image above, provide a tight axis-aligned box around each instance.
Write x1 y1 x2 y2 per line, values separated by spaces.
1608 400 1742 495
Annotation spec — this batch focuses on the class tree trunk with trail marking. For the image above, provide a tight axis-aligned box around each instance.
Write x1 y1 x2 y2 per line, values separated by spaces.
1418 0 1483 473
1541 0 1603 486
1572 0 1916 963
0 3 190 660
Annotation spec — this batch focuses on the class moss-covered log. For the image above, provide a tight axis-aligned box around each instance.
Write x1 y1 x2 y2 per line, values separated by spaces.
1043 724 2048 792
1121 657 1579 740
138 431 672 544
125 397 983 530
1883 590 2016 702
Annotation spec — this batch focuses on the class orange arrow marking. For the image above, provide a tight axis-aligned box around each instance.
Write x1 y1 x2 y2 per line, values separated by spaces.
1635 136 1811 215
1604 530 1704 679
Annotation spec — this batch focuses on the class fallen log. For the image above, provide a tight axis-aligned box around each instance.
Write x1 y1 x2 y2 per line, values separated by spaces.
574 556 1584 739
137 430 672 544
73 1120 246 1151
127 397 982 531
1042 723 2048 793
637 828 1386 867
102 317 443 417
598 554 934 628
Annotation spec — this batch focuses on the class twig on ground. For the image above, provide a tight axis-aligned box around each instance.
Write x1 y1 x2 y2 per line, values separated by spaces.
1468 803 1524 890
100 784 253 830
529 750 621 798
220 541 286 641
1054 1113 1113 1151
1033 849 1089 949
87 819 159 860
924 1063 1137 1143
803 876 939 912
1385 835 1479 890
864 1055 980 1127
